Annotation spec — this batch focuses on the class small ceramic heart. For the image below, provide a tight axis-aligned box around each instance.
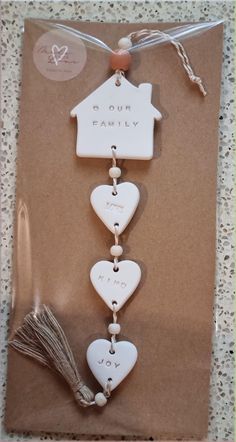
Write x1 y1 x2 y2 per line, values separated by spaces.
90 260 141 311
87 339 138 391
90 182 140 234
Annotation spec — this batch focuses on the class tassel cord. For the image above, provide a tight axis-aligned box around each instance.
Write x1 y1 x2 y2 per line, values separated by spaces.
9 306 95 407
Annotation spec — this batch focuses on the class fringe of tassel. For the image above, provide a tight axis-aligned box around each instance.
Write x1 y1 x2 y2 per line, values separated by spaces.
9 305 95 407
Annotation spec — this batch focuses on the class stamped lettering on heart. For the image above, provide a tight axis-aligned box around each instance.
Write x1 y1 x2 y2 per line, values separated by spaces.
87 339 138 390
90 182 140 234
90 260 141 311
51 44 68 66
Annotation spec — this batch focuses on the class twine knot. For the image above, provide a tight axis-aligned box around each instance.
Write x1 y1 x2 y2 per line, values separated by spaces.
189 74 207 96
72 380 95 406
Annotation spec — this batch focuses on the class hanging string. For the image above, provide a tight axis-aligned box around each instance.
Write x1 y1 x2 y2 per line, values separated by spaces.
44 21 219 96
126 28 207 96
128 21 222 52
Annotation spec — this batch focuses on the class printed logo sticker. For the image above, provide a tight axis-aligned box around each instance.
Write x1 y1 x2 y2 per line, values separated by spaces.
33 29 87 81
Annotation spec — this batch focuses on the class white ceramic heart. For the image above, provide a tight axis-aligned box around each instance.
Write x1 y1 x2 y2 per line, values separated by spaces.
87 339 138 391
90 260 141 311
90 182 140 234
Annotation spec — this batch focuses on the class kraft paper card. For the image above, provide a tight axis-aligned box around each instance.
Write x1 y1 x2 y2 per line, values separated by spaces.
5 19 223 439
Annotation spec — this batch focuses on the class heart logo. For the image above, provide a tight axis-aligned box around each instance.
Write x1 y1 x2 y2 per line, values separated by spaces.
87 339 138 391
90 260 141 311
51 44 68 66
90 182 140 234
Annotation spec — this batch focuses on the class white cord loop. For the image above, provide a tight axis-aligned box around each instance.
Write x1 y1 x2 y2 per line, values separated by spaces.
110 334 116 353
113 257 118 270
114 223 119 245
111 146 118 195
111 146 117 166
109 302 119 352
112 304 118 324
113 224 120 270
104 379 112 398
115 69 124 86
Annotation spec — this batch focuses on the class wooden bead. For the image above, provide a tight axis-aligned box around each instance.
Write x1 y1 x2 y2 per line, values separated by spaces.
95 392 107 407
109 166 121 179
108 323 121 335
110 50 132 71
110 245 123 257
118 37 132 50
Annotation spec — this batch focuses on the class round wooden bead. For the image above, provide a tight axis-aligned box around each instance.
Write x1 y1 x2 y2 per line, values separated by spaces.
110 50 132 71
109 166 121 179
95 392 107 407
108 323 121 335
110 245 123 257
118 37 132 50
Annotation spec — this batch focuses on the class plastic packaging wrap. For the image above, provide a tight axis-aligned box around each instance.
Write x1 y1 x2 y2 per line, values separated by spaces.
4 19 223 439
39 19 223 52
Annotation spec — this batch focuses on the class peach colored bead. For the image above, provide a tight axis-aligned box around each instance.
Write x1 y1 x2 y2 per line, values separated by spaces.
110 49 132 71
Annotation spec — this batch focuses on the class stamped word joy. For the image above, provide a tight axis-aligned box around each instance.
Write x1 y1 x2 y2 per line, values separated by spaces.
97 359 121 368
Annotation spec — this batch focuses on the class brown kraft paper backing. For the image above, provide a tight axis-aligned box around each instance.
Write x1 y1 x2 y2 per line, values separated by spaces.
5 19 223 439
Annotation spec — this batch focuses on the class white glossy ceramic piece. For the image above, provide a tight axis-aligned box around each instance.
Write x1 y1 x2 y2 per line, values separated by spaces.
90 259 141 311
87 339 138 390
90 182 140 234
71 74 162 160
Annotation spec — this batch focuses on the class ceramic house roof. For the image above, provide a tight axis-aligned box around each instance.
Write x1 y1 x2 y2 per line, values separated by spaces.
70 75 162 120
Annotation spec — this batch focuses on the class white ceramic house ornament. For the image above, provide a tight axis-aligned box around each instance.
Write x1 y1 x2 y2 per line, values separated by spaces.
70 74 162 160
70 69 162 403
10 30 207 410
